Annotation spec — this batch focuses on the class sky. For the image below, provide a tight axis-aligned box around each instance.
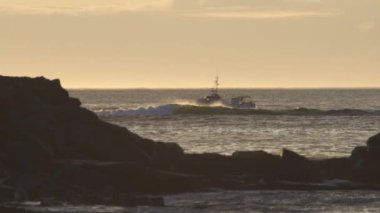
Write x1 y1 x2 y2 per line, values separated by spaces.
0 0 379 88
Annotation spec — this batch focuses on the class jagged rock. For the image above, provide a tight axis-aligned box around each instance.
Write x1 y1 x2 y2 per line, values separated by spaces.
367 133 380 147
54 160 147 186
1 136 52 173
0 185 14 202
349 146 368 169
232 150 281 181
176 151 281 182
14 173 44 201
0 75 182 165
316 157 350 180
349 146 380 182
64 120 153 163
232 150 275 160
176 153 234 175
280 149 318 182
0 76 80 109
138 140 184 169
367 133 380 161
0 206 26 213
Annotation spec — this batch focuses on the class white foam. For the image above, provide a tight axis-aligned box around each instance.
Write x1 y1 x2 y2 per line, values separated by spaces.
173 99 231 108
173 99 199 106
321 179 354 187
95 104 176 117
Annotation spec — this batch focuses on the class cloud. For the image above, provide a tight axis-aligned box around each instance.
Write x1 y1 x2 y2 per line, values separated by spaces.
184 10 338 19
282 0 322 3
0 0 172 15
174 0 338 19
0 0 340 20
358 22 376 31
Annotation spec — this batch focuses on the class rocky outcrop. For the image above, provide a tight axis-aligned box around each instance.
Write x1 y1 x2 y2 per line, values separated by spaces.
280 149 317 182
1 75 380 208
349 141 380 182
0 76 184 163
367 133 380 147
0 75 184 206
367 133 380 161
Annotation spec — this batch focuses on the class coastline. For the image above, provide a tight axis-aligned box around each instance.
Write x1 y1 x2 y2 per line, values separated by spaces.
1 75 380 211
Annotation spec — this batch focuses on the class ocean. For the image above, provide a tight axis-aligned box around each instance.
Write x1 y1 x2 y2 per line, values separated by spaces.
59 89 380 212
71 89 380 158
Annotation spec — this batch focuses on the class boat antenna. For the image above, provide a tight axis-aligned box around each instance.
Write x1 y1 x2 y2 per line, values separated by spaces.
212 75 219 94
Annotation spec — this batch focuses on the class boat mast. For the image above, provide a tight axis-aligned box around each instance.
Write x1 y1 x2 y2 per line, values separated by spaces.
212 76 219 95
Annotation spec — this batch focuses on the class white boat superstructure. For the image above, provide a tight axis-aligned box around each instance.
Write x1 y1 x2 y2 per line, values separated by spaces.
228 96 256 109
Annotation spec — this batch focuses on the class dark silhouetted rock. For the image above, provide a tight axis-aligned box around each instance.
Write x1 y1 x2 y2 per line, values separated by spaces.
2 136 52 173
280 149 318 182
0 75 183 165
232 150 275 160
0 76 80 109
367 133 380 161
232 150 281 181
0 185 14 203
316 157 350 180
53 160 151 193
349 145 380 183
349 146 368 169
176 153 234 175
0 206 26 213
367 133 380 147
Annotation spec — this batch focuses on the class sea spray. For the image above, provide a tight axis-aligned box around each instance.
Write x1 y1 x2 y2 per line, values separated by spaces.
95 104 380 117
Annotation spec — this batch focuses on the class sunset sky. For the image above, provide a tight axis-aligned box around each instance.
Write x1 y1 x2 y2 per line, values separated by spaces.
1 0 379 88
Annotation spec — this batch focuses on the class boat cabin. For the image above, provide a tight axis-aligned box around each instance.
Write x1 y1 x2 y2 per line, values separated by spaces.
230 96 255 108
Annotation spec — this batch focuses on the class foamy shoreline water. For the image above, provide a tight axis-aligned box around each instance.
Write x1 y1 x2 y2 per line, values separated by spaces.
6 190 380 212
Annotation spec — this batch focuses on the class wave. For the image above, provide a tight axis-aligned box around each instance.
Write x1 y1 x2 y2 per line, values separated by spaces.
95 104 176 117
95 104 380 117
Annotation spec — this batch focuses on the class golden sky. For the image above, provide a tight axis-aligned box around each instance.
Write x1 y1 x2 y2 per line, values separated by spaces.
1 0 379 88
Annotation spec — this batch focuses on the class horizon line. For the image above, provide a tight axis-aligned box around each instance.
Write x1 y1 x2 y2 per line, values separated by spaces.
67 86 380 90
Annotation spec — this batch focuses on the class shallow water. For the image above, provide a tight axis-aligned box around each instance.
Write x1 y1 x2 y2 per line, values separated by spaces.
18 190 380 212
159 190 380 212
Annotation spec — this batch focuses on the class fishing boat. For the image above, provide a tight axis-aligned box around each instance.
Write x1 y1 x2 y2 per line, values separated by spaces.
196 76 223 106
196 76 256 109
228 96 256 109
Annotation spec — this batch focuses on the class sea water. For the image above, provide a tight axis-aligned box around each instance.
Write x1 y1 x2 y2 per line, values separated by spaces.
71 89 380 158
60 89 380 212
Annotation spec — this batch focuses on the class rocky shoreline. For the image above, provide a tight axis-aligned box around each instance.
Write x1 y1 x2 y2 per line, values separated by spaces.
1 75 380 210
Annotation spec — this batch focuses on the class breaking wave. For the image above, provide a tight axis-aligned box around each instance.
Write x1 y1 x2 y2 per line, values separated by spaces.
95 104 176 117
95 104 380 117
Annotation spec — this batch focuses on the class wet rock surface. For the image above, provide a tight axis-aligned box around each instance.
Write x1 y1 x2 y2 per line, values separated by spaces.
1 75 380 209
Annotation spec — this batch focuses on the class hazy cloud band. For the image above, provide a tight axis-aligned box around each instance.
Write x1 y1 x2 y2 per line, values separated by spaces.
184 10 339 19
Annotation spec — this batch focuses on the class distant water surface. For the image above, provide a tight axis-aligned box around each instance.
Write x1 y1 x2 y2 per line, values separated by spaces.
70 89 380 158
65 89 380 212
